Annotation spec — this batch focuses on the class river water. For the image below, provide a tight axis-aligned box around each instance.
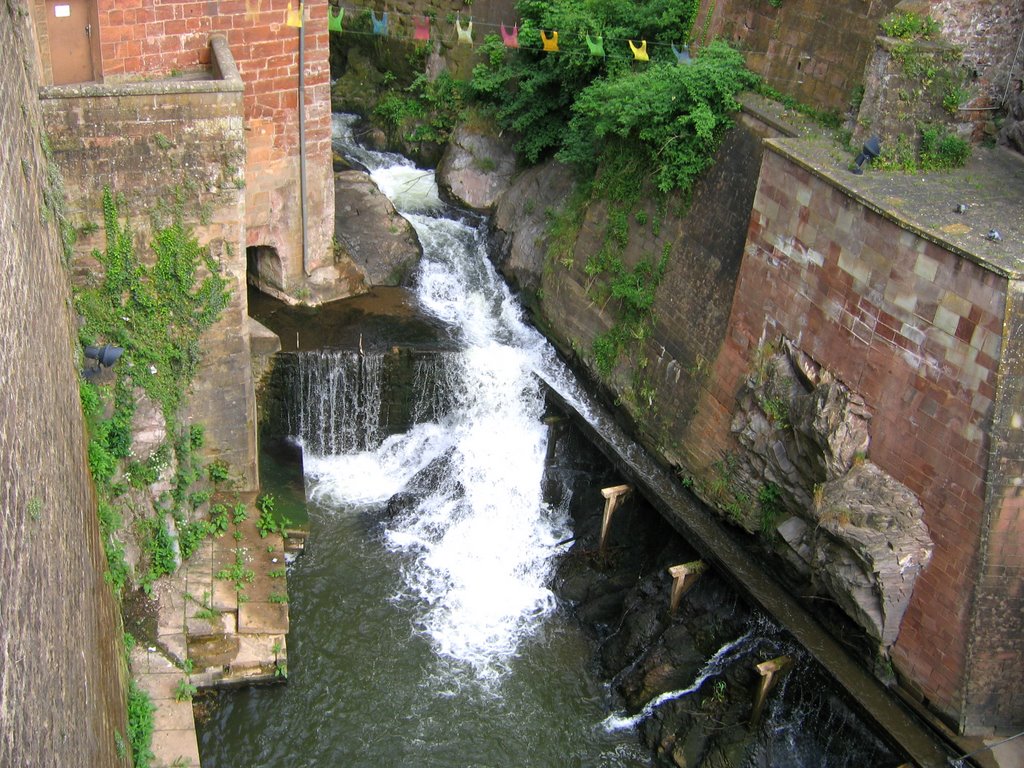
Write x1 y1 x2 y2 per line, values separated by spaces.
196 116 902 767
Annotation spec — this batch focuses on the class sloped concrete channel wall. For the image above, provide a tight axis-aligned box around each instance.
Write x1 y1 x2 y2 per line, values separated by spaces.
0 9 128 767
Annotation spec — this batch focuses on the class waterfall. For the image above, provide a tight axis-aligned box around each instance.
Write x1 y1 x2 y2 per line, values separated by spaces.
285 350 385 455
602 628 762 731
297 117 576 682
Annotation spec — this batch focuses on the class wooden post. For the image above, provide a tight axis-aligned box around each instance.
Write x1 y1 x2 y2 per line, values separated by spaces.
599 484 632 553
667 560 707 614
750 656 792 727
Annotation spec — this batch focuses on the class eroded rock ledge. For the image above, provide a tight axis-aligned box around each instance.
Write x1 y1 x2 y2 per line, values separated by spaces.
730 340 932 647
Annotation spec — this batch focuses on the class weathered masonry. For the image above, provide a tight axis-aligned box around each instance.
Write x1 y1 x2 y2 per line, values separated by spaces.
687 138 1024 734
0 8 127 766
30 0 338 301
518 101 1024 734
39 35 259 486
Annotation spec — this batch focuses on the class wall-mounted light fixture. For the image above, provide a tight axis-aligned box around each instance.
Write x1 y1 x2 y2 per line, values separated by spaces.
851 136 882 175
82 344 124 380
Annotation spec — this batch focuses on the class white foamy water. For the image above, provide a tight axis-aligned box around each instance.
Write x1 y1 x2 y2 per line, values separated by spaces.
304 422 455 506
307 117 581 678
602 629 760 731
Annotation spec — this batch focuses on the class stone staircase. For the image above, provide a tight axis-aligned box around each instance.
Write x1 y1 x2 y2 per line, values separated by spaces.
136 492 305 767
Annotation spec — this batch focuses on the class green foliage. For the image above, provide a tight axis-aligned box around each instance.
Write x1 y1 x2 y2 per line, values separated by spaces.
756 82 843 130
176 518 212 561
256 493 275 516
757 483 785 535
590 241 671 375
471 0 702 167
173 677 197 702
875 125 970 171
127 680 155 768
207 459 230 484
874 134 917 172
919 124 971 169
139 516 176 592
880 11 941 40
760 395 789 428
373 71 468 145
209 502 230 535
232 501 249 524
216 546 255 593
559 41 757 194
76 188 230 426
97 499 130 597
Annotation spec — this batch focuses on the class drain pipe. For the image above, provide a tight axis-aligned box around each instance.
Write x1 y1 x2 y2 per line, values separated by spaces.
298 5 309 276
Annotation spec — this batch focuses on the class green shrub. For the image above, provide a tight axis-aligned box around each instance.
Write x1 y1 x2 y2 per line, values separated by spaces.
880 11 941 40
207 459 230 484
176 519 212 560
919 125 971 169
560 42 758 194
471 0 702 167
127 680 155 768
209 503 230 535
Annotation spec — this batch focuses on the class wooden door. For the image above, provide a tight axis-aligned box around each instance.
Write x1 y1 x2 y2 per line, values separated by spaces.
47 0 95 85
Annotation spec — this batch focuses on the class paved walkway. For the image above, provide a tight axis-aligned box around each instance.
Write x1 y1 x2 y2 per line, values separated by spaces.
135 492 304 767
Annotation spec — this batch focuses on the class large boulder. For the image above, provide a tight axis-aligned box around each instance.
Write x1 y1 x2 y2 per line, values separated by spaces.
436 123 517 212
491 159 576 293
805 462 932 646
334 170 422 286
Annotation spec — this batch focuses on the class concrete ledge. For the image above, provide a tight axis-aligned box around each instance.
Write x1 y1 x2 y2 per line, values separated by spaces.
763 137 1024 280
39 35 243 100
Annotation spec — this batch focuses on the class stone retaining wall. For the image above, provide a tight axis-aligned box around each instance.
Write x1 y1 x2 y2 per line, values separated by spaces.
31 0 336 294
39 37 258 487
0 8 128 766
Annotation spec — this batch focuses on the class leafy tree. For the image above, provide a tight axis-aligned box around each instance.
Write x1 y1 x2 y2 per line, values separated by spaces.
559 42 758 193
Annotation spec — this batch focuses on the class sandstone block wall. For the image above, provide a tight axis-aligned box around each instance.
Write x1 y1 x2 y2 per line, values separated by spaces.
711 0 902 112
32 0 336 291
0 9 128 766
535 110 782 456
683 141 1020 730
963 277 1024 731
39 47 258 487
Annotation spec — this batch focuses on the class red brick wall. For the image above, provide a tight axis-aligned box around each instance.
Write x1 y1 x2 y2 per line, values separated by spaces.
93 0 335 284
685 142 1009 724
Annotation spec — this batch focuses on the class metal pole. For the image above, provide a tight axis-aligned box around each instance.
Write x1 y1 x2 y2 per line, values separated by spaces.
298 5 309 276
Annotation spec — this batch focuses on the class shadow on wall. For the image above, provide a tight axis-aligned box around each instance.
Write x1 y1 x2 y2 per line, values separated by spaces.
248 245 284 291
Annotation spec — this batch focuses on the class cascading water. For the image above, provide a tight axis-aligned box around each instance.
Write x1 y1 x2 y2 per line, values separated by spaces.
199 117 906 768
309 115 576 680
285 349 386 454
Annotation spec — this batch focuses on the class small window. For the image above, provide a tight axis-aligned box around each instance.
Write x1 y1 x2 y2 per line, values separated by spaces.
54 4 71 17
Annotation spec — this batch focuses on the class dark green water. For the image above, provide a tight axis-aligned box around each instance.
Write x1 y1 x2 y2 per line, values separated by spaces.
196 458 649 767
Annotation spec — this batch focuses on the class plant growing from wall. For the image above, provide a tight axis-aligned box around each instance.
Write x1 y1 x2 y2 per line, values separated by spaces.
76 188 231 601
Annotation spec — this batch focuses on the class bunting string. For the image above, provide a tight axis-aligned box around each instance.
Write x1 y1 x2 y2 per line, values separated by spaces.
323 3 699 62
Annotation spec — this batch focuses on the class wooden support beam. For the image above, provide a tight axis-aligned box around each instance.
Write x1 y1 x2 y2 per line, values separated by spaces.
667 560 707 614
750 655 792 727
599 484 632 553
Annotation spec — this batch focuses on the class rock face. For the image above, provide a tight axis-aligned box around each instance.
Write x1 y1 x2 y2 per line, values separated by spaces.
730 341 932 647
435 123 517 212
491 158 576 293
333 170 423 286
331 47 387 117
808 463 932 645
997 80 1024 155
